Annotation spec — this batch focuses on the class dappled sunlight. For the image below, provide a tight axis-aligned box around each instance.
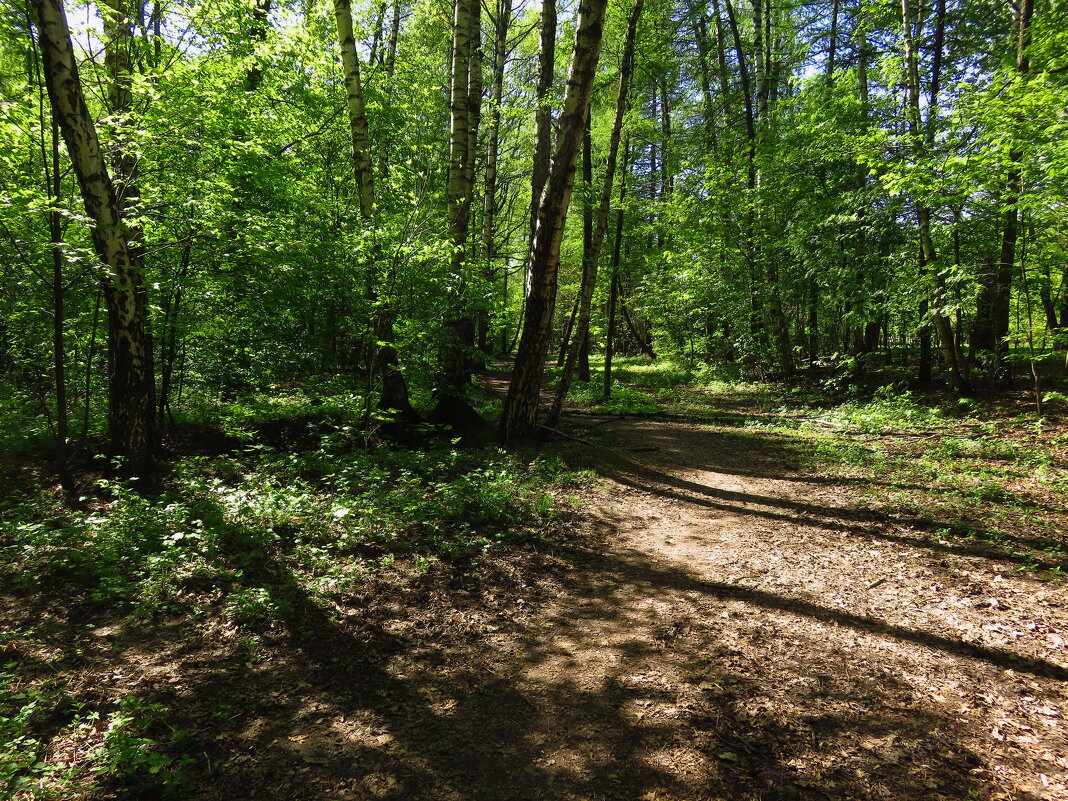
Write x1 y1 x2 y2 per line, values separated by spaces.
3 388 1065 800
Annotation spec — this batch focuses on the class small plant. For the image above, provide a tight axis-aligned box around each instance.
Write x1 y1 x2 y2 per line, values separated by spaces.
93 697 193 799
1 689 44 797
0 666 86 798
1041 390 1068 409
224 586 292 629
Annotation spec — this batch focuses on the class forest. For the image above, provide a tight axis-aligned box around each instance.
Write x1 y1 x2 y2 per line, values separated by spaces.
1 0 1067 795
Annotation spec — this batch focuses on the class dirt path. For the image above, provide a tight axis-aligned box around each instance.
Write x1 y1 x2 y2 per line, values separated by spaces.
177 413 1066 801
484 416 1067 801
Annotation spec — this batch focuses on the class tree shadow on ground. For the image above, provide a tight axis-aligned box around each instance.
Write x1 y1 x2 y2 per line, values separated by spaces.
5 410 1062 800
99 517 1052 801
589 422 1068 573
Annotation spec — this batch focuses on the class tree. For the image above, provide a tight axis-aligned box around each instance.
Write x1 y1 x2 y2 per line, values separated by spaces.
970 0 1035 383
33 0 155 475
333 0 416 427
547 0 644 428
900 0 971 394
500 0 611 443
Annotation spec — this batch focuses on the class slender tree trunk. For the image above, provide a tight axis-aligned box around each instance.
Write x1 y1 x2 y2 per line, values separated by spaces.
157 241 190 429
387 0 402 74
100 0 140 215
529 0 557 247
723 0 764 354
243 0 272 91
34 0 155 476
659 77 673 198
604 275 620 398
827 0 839 83
500 0 609 443
548 0 642 427
752 0 767 132
47 116 71 490
577 112 594 381
479 0 512 355
370 0 388 64
378 0 403 180
557 295 579 367
973 0 1034 380
750 0 792 375
75 288 103 459
29 21 73 488
618 285 655 358
901 0 970 393
1039 265 1068 338
603 135 629 399
710 0 731 122
437 0 482 408
334 0 416 424
688 0 717 149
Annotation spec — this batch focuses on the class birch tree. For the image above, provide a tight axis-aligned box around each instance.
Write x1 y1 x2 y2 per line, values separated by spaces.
501 0 610 443
33 0 155 475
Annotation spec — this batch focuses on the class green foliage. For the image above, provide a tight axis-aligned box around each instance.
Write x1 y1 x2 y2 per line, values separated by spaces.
823 388 949 434
0 664 49 798
1 663 193 799
93 697 194 799
1 388 582 618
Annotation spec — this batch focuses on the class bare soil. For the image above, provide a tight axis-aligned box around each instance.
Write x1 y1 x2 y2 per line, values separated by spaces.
6 397 1068 800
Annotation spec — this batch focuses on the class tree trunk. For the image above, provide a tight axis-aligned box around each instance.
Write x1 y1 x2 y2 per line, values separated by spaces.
500 0 609 444
334 0 416 424
603 135 630 399
479 0 512 355
900 0 970 394
437 0 481 403
547 0 642 428
370 0 388 64
386 0 402 74
243 0 272 91
619 284 655 359
35 0 155 476
529 0 557 248
658 77 673 198
47 115 72 491
687 0 717 149
972 0 1034 380
723 0 764 355
1039 264 1068 338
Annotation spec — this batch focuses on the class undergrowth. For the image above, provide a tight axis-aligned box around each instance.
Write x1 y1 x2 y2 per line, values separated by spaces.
0 389 588 798
2 362 1065 797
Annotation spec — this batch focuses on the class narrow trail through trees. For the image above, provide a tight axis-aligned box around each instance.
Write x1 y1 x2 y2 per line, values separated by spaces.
492 415 1068 799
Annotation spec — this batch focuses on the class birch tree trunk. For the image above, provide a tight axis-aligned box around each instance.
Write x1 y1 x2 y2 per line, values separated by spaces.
529 0 557 247
334 0 416 425
547 0 643 428
437 0 482 411
500 0 609 443
34 0 154 476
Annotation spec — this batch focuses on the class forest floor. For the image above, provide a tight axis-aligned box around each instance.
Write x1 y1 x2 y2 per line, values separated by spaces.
3 364 1068 800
